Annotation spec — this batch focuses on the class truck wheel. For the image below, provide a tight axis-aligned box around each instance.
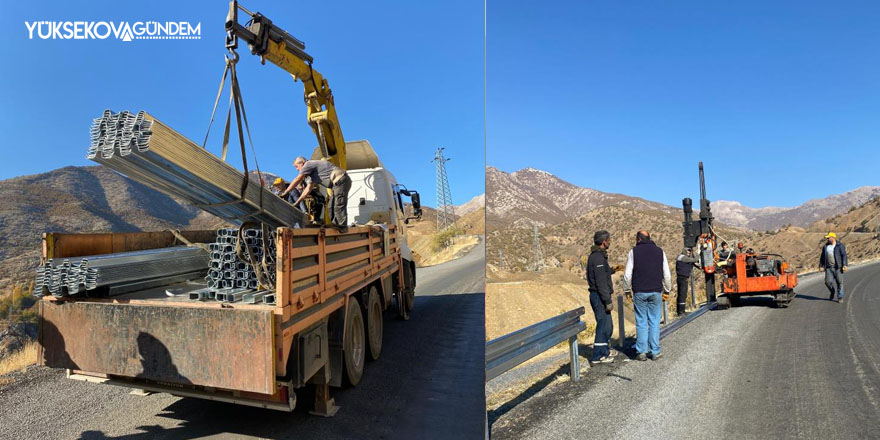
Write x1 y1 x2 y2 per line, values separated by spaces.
365 286 383 361
716 295 731 310
729 295 741 307
403 262 415 313
344 297 365 387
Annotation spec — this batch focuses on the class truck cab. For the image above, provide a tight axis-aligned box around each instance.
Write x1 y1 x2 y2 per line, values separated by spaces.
313 140 421 284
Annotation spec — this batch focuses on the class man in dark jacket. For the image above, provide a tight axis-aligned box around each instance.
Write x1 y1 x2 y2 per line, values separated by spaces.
623 230 672 361
675 248 697 315
819 232 848 302
586 230 617 364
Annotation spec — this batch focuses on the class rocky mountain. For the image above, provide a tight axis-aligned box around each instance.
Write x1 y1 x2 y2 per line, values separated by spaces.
486 166 880 278
455 193 485 216
487 166 675 228
809 195 880 234
713 186 880 231
0 166 226 289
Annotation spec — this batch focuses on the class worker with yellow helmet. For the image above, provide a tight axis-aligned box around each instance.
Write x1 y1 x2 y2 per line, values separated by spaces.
270 176 305 211
819 232 848 303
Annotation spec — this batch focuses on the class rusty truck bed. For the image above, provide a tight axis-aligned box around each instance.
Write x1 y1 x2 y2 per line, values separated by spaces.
38 226 401 409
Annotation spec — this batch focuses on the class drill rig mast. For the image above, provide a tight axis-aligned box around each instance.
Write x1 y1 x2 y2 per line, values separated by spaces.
682 162 718 303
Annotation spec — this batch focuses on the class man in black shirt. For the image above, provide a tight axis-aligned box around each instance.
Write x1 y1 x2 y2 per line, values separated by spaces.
586 230 617 364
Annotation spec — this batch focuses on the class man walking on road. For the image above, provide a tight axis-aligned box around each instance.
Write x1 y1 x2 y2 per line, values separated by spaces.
675 248 697 315
586 230 618 364
819 232 848 302
623 230 672 361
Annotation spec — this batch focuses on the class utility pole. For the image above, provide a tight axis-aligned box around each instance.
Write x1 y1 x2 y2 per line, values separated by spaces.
432 147 455 230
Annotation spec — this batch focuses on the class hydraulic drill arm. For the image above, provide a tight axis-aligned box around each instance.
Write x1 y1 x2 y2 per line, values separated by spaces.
225 1 347 169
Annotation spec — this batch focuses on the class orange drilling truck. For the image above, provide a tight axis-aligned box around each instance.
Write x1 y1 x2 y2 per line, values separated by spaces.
717 250 798 308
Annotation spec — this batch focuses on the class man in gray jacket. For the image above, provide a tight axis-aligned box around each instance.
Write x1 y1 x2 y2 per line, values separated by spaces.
623 230 672 361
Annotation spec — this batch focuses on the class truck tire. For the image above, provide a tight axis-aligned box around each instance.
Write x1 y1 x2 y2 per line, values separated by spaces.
403 261 415 313
716 295 731 310
344 297 365 387
728 295 741 307
365 286 383 361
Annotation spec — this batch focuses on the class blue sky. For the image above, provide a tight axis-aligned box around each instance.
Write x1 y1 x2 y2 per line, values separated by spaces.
488 1 880 208
0 0 484 208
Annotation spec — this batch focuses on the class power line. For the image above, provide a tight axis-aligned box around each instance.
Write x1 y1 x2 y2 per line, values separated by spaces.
432 147 455 230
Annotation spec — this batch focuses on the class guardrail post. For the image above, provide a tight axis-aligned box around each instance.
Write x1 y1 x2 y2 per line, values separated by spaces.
616 294 625 350
568 335 580 382
662 299 668 325
485 307 587 382
689 276 696 309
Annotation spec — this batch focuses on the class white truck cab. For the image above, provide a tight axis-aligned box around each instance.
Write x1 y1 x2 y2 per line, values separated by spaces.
312 140 422 263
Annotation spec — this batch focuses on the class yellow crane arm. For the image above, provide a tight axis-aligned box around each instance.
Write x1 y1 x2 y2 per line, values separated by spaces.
225 1 347 169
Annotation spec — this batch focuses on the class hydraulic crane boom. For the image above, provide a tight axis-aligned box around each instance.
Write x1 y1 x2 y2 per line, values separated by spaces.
225 1 347 169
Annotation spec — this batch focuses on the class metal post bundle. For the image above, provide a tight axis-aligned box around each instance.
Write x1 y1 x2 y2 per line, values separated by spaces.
197 228 276 304
87 109 309 229
35 246 208 297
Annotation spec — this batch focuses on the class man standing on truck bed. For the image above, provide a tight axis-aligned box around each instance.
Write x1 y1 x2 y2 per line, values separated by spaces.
819 232 848 302
281 157 351 228
586 230 618 364
623 230 672 361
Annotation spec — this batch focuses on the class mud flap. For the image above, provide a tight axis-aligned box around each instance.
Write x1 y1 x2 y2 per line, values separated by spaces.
40 300 275 394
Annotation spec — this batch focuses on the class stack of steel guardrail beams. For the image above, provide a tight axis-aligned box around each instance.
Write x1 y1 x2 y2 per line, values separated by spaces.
35 246 208 297
87 109 308 229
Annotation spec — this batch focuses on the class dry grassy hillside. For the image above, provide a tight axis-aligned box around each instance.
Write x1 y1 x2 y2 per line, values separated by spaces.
487 197 880 340
488 205 749 277
406 206 484 267
0 166 226 290
459 207 485 234
810 196 880 234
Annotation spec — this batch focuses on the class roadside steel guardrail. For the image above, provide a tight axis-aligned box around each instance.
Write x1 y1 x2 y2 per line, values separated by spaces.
485 307 587 382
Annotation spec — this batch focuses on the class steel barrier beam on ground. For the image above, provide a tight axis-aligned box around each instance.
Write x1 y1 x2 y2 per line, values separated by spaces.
485 307 587 382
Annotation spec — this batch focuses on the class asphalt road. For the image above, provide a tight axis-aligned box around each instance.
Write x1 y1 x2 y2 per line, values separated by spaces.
0 239 485 440
491 261 880 439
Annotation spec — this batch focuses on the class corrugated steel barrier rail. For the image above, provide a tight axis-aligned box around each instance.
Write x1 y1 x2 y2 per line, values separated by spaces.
485 307 587 383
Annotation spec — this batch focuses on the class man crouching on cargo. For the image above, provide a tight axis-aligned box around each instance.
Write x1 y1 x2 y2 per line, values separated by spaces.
586 230 618 364
281 156 351 229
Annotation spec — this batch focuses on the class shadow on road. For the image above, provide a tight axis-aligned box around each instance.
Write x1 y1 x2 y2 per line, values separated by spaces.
488 337 638 430
75 291 485 440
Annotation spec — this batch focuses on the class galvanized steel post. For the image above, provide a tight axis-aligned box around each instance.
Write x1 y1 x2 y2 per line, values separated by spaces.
662 299 668 324
569 335 580 382
616 294 625 350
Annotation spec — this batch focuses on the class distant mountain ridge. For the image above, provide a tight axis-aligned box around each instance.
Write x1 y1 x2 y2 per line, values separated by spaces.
487 166 675 227
455 194 485 216
487 166 879 232
713 186 880 231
